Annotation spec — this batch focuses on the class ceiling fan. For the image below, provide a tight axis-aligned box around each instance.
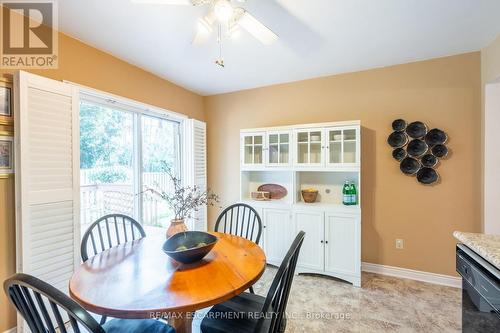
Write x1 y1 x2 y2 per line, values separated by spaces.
132 0 279 66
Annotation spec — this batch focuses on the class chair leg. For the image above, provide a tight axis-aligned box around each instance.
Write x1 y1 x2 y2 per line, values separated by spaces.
249 286 255 294
279 315 287 333
99 315 107 325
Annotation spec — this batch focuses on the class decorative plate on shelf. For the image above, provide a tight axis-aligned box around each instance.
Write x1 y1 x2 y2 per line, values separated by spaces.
257 184 287 200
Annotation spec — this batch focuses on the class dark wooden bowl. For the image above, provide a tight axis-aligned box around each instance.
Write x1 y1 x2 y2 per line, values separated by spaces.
162 231 218 264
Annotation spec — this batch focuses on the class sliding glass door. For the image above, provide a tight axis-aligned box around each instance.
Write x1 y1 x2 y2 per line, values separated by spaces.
80 100 181 234
80 101 134 231
141 115 180 231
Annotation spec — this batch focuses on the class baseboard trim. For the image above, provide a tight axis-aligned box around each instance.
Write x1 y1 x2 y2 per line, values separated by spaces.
2 328 16 333
362 262 462 288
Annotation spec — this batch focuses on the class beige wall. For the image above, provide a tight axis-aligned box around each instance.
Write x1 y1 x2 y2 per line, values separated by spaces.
482 34 500 234
205 52 482 277
0 32 204 331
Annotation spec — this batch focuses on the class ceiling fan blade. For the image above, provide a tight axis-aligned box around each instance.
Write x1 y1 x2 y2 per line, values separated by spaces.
192 11 216 45
237 10 278 45
131 0 192 5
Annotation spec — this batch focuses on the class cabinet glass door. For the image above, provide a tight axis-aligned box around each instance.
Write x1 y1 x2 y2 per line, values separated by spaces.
296 130 324 165
242 133 264 166
327 127 359 166
267 132 291 166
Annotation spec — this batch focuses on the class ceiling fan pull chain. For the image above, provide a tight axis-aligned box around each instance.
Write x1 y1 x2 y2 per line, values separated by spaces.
215 23 225 68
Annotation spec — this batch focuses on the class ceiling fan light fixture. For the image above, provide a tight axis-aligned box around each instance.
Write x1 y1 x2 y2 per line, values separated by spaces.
214 0 233 22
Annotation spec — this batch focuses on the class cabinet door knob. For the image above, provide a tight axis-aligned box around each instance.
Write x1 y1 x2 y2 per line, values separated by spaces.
320 240 324 243
325 241 329 244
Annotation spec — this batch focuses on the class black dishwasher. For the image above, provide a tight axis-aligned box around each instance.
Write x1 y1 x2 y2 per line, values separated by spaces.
456 244 500 332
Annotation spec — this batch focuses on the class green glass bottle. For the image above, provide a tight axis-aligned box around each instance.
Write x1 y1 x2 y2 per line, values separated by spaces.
342 181 350 205
350 182 357 205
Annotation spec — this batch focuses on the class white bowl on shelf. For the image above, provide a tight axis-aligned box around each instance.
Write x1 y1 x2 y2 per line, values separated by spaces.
311 135 321 141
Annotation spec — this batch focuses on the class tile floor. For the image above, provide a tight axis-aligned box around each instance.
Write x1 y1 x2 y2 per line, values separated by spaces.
193 266 462 333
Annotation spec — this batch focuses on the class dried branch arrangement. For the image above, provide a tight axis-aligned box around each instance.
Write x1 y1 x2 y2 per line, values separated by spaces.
147 162 220 220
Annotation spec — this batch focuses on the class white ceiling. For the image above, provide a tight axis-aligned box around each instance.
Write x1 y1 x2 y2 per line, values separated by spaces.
59 0 500 96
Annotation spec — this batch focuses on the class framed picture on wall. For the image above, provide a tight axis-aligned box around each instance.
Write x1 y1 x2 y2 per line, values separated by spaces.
0 79 13 126
0 133 14 178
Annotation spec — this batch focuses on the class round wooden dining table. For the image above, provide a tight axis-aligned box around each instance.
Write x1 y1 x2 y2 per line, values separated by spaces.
69 232 266 333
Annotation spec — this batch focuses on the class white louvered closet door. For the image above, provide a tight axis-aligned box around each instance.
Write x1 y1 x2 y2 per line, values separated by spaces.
184 119 207 231
14 71 80 298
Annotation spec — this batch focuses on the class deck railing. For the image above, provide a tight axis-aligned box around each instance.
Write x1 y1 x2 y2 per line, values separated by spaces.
80 170 172 229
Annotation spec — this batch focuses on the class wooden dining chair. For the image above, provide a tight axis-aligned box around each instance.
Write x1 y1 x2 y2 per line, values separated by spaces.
3 273 175 333
80 214 146 324
200 231 306 333
81 214 146 262
215 203 263 244
215 203 263 294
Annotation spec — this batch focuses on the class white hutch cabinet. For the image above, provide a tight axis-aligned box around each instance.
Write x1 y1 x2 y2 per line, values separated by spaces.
240 121 362 287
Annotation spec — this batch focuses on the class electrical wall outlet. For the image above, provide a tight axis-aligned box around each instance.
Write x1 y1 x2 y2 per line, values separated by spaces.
396 239 404 249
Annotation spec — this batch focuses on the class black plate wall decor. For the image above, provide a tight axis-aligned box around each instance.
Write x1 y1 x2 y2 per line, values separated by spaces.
400 157 421 175
407 139 428 157
431 144 449 158
392 148 407 161
425 129 447 146
417 168 439 185
406 121 428 139
387 131 408 148
421 154 438 168
392 119 407 132
388 119 448 185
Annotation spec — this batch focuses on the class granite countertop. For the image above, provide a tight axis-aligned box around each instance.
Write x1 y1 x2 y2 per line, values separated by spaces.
453 231 500 270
